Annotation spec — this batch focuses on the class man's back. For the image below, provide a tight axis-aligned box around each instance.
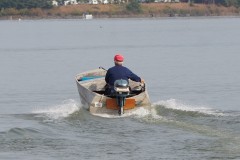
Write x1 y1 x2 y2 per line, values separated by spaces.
105 65 141 86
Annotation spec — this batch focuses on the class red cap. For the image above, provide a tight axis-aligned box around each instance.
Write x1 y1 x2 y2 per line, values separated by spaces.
114 54 124 62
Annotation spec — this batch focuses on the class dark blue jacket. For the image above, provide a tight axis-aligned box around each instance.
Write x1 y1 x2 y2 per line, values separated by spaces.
105 65 141 86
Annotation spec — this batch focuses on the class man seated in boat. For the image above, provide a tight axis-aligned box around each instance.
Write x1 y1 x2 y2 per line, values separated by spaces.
105 54 144 95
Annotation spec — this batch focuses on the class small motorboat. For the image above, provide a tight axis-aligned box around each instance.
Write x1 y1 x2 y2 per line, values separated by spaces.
75 67 151 116
82 13 93 19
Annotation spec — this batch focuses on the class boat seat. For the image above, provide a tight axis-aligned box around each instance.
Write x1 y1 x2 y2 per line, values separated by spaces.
93 90 105 95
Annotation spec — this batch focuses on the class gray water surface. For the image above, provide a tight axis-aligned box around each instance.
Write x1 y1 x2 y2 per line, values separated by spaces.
1 17 240 160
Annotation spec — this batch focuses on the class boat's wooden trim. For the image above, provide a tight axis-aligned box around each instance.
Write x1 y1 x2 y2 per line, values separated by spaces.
106 98 135 110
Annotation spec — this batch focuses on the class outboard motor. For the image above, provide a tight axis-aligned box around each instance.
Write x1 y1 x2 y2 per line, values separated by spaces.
114 79 130 115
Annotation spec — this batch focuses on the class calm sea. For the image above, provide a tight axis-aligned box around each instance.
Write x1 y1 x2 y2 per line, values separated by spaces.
1 17 240 160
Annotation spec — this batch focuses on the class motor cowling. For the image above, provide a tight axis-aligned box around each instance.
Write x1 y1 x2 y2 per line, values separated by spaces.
114 79 130 94
113 79 130 115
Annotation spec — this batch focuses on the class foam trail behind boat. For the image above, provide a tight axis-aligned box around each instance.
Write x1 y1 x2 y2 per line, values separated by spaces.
92 106 152 118
153 99 225 116
33 99 80 120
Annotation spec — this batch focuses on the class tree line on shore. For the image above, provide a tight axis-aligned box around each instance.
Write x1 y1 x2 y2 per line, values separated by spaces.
0 0 239 18
0 0 52 9
0 0 240 8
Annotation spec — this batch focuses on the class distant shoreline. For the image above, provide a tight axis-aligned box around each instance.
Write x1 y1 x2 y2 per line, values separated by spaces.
1 15 240 21
1 3 239 20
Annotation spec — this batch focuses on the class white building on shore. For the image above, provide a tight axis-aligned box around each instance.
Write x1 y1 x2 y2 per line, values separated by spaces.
89 0 98 4
64 0 78 5
52 0 59 6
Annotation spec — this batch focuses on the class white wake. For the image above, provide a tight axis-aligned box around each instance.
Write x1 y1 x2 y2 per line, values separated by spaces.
153 99 224 116
33 99 80 119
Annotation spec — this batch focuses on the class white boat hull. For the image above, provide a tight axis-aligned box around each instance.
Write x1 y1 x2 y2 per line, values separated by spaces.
76 68 151 115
